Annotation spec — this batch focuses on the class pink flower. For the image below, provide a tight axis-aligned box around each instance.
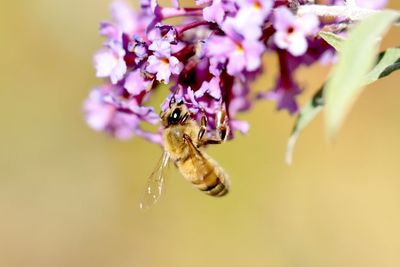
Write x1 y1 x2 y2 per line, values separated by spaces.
356 0 387 9
99 22 122 42
185 86 221 115
229 79 251 117
205 35 264 75
228 79 251 134
203 0 225 24
111 0 148 36
94 43 127 84
84 84 162 142
197 76 222 100
124 69 152 96
84 86 137 140
88 0 378 145
257 51 302 114
171 0 179 8
149 39 172 58
273 7 319 56
230 0 273 40
259 76 301 114
84 86 116 131
146 55 183 84
196 0 212 5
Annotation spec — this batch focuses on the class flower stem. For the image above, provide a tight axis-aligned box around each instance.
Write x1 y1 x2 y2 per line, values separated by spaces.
176 20 210 35
297 4 378 21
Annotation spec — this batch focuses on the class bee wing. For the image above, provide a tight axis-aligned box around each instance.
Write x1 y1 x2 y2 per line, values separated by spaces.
183 134 210 181
139 151 170 210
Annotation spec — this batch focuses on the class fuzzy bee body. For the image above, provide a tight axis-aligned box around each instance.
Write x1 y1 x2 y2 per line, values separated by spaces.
163 121 229 196
140 101 230 209
162 103 230 197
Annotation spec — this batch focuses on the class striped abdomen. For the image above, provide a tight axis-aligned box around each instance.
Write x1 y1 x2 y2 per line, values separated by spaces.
175 151 230 197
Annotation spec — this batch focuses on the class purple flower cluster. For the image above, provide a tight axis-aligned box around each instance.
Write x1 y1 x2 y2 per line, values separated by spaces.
84 0 387 143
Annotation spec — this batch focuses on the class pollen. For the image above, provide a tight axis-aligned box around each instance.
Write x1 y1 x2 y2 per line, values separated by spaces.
253 1 262 9
236 43 244 53
161 58 170 64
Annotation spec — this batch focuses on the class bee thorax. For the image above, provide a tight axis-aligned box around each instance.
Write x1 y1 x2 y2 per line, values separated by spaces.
163 125 198 161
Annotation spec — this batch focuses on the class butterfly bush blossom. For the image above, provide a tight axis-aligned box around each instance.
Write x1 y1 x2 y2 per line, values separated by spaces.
84 0 387 144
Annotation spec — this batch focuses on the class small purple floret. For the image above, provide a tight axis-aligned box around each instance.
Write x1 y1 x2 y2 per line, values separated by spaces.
84 0 388 143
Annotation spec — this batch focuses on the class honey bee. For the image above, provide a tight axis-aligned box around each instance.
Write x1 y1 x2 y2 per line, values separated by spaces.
140 99 230 209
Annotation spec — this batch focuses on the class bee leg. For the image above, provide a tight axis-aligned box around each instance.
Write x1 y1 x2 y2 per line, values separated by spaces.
197 111 207 142
199 139 223 146
215 107 229 142
197 107 229 147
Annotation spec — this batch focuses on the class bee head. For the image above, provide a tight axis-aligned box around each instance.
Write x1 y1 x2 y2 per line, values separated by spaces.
160 100 190 127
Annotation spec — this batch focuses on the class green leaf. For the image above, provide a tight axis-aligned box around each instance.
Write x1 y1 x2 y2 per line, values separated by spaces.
286 48 400 165
286 88 324 165
364 47 400 84
324 10 400 138
319 31 345 52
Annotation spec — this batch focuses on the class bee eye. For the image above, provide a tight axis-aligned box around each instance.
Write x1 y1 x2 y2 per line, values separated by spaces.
169 108 181 124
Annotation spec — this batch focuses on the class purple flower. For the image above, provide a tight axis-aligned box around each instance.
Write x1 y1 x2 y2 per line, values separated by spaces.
202 5 269 76
86 0 390 145
94 43 127 84
94 0 159 85
84 86 117 131
129 38 148 64
171 0 179 8
203 0 225 24
197 76 222 100
229 0 273 40
148 24 177 43
230 120 250 134
205 35 265 75
356 0 387 9
273 7 319 56
111 1 138 35
99 22 122 42
186 86 220 114
196 0 212 5
257 51 302 114
227 79 251 134
259 75 301 114
84 84 162 143
149 39 172 57
141 0 159 13
146 55 183 84
124 69 152 96
84 85 137 140
229 79 251 116
111 0 151 37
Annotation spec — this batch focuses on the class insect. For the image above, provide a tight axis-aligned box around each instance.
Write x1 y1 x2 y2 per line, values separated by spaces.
140 99 230 209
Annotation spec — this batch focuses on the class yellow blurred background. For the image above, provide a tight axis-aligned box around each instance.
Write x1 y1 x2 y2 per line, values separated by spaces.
1 1 400 267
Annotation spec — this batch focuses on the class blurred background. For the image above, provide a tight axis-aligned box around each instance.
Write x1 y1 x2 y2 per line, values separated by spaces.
1 1 400 267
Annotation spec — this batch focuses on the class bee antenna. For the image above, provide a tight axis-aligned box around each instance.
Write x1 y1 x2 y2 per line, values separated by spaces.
169 86 181 108
169 95 176 108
